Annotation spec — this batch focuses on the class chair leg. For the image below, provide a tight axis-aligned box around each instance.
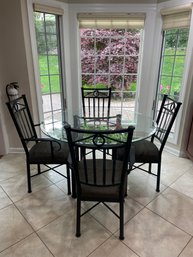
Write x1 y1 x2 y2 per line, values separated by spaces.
119 201 124 240
124 179 128 197
156 162 161 192
148 163 152 173
66 164 71 195
76 198 81 237
27 162 32 193
71 169 77 198
37 164 41 174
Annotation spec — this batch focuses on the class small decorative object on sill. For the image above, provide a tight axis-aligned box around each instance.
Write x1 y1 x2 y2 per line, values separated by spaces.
6 82 19 101
115 114 122 130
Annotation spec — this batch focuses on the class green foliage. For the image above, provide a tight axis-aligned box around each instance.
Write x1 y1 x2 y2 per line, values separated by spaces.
82 83 107 89
160 49 186 96
80 125 128 144
130 83 136 92
159 28 189 98
34 12 57 55
165 28 189 48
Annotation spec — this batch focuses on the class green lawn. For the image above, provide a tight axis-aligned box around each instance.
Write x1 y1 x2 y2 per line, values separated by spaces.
160 48 186 95
39 55 61 94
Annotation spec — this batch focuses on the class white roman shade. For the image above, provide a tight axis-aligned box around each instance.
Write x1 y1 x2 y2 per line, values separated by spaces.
78 13 145 29
161 4 192 30
33 3 64 15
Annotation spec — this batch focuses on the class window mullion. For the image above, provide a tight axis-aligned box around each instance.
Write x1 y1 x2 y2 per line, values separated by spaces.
170 30 180 96
44 14 54 121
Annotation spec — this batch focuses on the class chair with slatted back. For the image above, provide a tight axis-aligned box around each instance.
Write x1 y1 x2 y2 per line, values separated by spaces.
64 123 135 240
81 87 112 118
6 94 71 194
130 94 182 192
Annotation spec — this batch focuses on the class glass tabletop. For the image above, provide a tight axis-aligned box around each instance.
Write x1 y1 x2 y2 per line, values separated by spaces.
41 112 157 142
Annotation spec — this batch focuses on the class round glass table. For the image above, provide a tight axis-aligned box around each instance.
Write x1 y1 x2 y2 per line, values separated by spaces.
41 112 157 142
41 112 157 198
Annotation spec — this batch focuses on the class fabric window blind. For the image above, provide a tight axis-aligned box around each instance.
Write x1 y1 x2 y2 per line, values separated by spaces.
161 4 192 30
78 13 145 29
33 3 64 15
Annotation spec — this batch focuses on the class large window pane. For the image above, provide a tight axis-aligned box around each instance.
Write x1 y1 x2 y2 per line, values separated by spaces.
162 56 174 75
158 28 189 100
80 27 143 118
34 12 65 122
157 27 189 139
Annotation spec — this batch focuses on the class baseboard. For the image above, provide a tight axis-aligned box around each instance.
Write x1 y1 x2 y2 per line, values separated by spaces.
8 148 24 154
163 144 189 158
163 145 180 156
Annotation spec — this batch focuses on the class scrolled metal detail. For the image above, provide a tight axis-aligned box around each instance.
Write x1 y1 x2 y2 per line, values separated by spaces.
93 134 105 147
93 90 99 97
169 102 177 112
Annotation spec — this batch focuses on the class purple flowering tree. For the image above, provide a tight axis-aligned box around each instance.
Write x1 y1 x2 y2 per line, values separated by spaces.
80 28 141 91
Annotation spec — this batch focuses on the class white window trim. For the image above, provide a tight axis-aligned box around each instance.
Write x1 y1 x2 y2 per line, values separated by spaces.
68 3 158 117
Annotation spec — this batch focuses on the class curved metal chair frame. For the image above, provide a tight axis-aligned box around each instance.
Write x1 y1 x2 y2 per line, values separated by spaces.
6 95 71 194
81 87 112 118
131 94 182 192
65 123 134 240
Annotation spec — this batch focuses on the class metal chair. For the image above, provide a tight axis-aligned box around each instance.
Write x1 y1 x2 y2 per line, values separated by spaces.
6 95 71 194
81 87 112 118
131 94 182 192
64 123 135 240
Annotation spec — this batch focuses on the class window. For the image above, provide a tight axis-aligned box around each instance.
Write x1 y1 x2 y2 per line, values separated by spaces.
79 14 145 119
33 7 66 124
155 5 191 139
159 28 189 100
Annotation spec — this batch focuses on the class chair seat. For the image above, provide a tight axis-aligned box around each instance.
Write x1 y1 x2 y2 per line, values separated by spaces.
81 184 121 201
133 140 160 163
29 141 69 164
78 159 126 201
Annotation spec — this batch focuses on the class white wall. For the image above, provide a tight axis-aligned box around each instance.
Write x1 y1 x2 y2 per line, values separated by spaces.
0 0 33 153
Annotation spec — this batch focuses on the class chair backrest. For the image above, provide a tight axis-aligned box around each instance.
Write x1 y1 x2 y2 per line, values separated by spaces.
64 124 134 198
6 94 37 153
73 114 122 131
81 87 112 118
153 94 182 151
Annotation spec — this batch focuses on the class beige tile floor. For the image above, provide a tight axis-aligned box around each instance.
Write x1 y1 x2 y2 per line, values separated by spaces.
0 152 193 257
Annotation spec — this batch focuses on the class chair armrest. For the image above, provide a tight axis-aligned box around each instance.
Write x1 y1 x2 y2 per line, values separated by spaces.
34 122 43 127
24 138 62 151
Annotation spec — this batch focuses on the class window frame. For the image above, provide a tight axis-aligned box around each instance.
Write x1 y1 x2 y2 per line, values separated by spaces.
79 26 144 117
159 28 189 99
154 3 192 146
34 11 66 124
27 0 71 125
